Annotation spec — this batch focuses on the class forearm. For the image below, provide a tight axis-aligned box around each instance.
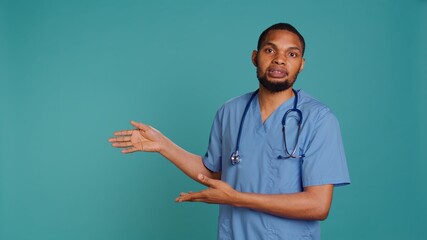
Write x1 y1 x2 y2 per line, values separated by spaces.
159 136 218 181
176 175 334 221
232 185 333 220
110 122 217 181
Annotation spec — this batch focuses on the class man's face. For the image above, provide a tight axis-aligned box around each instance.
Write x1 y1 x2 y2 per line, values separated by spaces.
252 30 305 93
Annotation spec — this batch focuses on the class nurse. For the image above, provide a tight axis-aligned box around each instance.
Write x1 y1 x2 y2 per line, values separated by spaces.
109 23 350 240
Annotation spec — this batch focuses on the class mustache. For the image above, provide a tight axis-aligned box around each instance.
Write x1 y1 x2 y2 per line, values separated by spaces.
256 69 299 93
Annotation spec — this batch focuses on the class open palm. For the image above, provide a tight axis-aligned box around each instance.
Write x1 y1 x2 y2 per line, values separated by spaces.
109 121 162 153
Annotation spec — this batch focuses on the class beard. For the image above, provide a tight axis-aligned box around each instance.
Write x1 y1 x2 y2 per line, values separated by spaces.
257 69 298 93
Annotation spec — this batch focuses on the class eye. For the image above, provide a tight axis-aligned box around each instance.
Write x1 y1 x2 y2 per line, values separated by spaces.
264 48 275 54
288 52 298 58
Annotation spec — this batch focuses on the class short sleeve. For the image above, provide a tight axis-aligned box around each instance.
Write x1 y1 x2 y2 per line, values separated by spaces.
202 106 224 173
302 109 350 187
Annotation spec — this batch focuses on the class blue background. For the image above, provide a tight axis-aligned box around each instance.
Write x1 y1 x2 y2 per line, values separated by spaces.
1 0 426 239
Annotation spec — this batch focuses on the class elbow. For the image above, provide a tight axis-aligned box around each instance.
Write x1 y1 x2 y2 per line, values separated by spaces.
304 184 334 221
316 210 329 221
307 200 331 221
313 206 331 221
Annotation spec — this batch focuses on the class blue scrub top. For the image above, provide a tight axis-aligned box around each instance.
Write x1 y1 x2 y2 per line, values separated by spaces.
202 89 350 240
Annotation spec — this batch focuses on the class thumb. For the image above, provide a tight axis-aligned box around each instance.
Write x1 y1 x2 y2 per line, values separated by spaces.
198 173 215 187
130 120 150 131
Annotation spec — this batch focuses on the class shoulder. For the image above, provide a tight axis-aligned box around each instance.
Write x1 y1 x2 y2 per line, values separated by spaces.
297 89 338 124
216 91 256 115
223 91 255 108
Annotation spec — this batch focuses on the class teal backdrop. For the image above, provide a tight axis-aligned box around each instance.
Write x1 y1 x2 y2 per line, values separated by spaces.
1 0 426 239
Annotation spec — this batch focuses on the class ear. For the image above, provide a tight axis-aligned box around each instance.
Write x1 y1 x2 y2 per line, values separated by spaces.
251 50 258 67
298 58 305 73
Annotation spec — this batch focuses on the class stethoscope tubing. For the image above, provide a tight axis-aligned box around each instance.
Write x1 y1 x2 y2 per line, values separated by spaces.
231 88 303 165
230 89 259 165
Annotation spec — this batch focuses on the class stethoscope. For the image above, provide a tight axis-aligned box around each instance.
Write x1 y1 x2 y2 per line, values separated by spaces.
230 88 305 165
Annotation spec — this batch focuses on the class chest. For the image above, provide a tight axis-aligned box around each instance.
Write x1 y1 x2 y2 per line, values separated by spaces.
220 109 304 194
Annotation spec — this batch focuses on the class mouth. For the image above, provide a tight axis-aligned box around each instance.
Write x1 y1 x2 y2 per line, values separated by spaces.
267 67 288 78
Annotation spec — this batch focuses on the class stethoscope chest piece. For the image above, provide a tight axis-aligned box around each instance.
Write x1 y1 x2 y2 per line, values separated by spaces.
230 151 240 165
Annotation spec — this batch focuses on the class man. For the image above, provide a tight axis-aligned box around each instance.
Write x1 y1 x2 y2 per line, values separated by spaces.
109 23 350 240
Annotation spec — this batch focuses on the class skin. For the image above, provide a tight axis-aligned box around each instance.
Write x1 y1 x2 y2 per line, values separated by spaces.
253 29 305 122
109 30 334 221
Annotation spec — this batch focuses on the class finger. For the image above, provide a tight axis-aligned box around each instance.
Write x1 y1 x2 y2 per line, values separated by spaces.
109 136 131 142
179 191 193 197
122 147 139 154
130 121 151 131
112 142 133 148
176 190 206 202
114 130 133 136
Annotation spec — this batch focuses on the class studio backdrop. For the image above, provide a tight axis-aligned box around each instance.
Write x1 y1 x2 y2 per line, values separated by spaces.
1 0 426 239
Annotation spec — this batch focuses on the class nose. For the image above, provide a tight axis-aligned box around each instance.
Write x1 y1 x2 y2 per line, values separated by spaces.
273 54 286 65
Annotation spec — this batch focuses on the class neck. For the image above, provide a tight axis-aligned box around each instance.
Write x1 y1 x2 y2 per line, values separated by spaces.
258 86 295 123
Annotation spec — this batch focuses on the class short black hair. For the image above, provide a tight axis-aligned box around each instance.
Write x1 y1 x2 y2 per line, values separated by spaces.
257 23 305 55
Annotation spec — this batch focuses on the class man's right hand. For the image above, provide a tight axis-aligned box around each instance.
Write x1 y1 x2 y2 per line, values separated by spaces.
109 120 219 183
109 121 163 153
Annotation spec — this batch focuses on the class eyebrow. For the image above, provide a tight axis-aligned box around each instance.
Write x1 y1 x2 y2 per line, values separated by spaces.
262 42 302 52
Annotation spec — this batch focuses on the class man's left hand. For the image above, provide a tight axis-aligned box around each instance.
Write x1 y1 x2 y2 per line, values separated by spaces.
175 174 238 205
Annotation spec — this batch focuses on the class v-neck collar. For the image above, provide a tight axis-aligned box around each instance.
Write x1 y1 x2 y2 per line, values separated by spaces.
252 91 297 134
